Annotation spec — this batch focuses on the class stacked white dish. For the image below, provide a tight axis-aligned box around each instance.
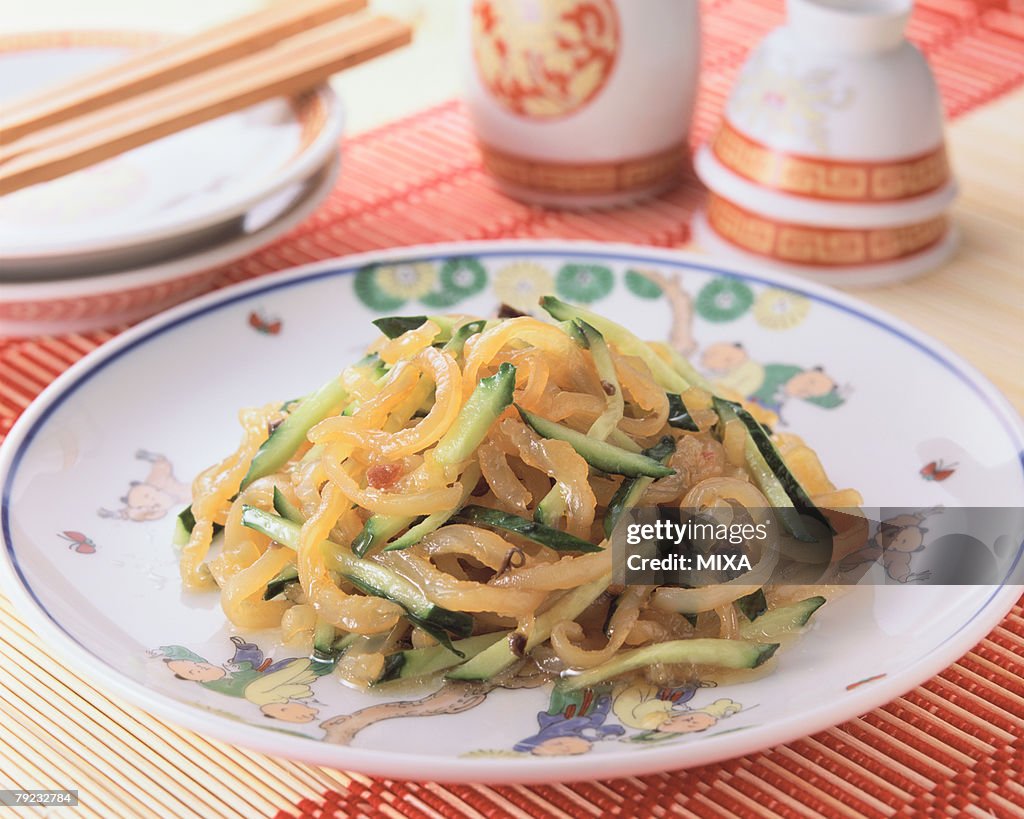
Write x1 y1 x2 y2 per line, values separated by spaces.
0 31 345 336
693 0 958 288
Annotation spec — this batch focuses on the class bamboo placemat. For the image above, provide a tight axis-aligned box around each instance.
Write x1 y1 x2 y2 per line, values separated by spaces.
1 0 1023 816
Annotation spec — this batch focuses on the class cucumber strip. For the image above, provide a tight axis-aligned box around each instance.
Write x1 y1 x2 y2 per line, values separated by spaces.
373 315 428 338
172 505 195 547
736 588 768 621
343 572 463 655
446 573 611 681
263 565 299 600
716 397 833 530
241 507 474 641
372 315 456 341
334 632 360 653
443 320 487 358
451 505 603 553
557 638 779 691
299 442 326 464
352 514 415 558
312 619 338 662
660 343 715 392
240 374 348 489
272 487 305 524
666 393 700 431
540 296 690 394
433 362 517 468
383 462 481 552
604 435 676 538
377 632 507 683
738 597 825 640
714 397 831 542
571 320 623 442
516 406 674 479
533 487 566 526
172 504 223 547
607 428 643 453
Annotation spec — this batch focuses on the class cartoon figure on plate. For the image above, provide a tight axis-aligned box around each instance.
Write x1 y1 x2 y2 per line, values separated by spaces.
838 508 938 584
99 450 190 522
701 342 846 423
512 685 625 755
613 680 744 743
320 671 547 746
149 636 333 723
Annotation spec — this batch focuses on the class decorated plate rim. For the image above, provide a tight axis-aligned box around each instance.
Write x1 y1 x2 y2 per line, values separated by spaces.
1 239 1021 784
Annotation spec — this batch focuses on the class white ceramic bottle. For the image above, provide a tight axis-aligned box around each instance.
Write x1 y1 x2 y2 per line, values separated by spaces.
462 0 701 208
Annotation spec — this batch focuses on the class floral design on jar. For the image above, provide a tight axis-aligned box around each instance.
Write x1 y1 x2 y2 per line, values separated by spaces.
471 0 620 119
729 51 854 152
695 277 754 323
556 263 614 303
753 288 811 330
494 261 555 312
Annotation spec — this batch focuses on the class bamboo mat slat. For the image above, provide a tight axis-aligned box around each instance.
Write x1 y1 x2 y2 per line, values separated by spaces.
1 0 1023 816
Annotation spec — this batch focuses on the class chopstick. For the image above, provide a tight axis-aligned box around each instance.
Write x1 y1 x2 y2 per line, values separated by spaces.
0 0 369 144
0 16 412 196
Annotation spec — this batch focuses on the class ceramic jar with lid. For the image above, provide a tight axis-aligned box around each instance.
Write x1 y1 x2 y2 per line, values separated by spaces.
695 0 958 286
463 0 701 209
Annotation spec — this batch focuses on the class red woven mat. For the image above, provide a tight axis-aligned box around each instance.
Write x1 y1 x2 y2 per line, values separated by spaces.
1 0 1022 816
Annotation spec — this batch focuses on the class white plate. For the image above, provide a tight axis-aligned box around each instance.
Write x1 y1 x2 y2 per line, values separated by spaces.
1 241 1021 783
0 156 338 337
0 31 344 274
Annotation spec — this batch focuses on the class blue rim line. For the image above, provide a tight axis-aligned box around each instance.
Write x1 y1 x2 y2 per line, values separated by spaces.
3 248 1023 682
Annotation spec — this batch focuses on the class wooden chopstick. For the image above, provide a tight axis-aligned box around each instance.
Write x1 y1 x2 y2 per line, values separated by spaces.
0 0 369 144
0 16 412 196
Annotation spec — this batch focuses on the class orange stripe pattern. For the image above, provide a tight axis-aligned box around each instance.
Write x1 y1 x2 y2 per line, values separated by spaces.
710 119 951 202
706 193 949 266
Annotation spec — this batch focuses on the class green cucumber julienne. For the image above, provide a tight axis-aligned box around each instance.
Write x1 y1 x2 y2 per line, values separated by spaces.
432 362 517 468
443 320 487 358
240 372 349 490
571 319 624 442
446 573 611 681
312 619 339 661
263 565 299 601
241 507 473 643
714 397 833 542
604 435 676 538
516 405 674 479
372 315 456 341
738 597 825 641
272 487 304 524
533 487 567 526
451 505 603 553
172 504 223 547
372 315 428 339
736 588 768 621
383 463 481 552
666 393 699 431
352 514 414 558
377 632 507 684
540 296 689 394
557 638 779 691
